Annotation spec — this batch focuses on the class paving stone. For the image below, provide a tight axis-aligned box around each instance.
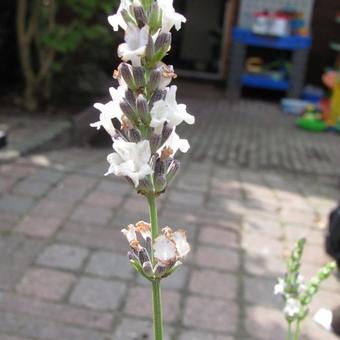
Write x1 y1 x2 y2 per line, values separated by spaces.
0 311 110 340
96 179 131 195
0 335 32 340
244 253 285 278
13 179 52 197
244 276 281 308
30 199 74 218
0 236 44 290
113 317 173 340
46 186 86 203
245 305 286 340
16 268 76 301
15 215 63 238
69 277 126 311
36 244 89 271
189 269 238 300
195 246 240 272
28 168 64 183
168 190 205 209
0 293 113 331
0 176 18 192
85 251 134 280
178 331 233 340
242 233 283 258
0 195 35 215
124 286 181 323
57 222 126 252
0 212 20 232
243 215 283 239
70 204 113 226
84 191 124 208
183 296 238 333
61 174 98 191
199 227 239 249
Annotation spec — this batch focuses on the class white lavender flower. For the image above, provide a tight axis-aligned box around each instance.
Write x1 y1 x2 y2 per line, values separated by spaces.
118 25 149 66
150 85 195 132
157 0 186 32
284 298 301 318
122 222 190 280
90 86 126 136
108 0 142 31
274 277 285 295
106 139 153 187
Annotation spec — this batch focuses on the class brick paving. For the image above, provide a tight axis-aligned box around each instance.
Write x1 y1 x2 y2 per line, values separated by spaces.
0 97 339 339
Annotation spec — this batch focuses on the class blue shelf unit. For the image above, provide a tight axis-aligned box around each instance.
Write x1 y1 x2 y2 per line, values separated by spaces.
233 28 312 50
241 73 289 91
228 28 312 96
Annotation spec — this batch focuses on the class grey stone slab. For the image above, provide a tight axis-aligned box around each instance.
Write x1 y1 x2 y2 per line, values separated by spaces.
85 251 134 280
0 195 35 214
36 244 89 271
69 277 126 311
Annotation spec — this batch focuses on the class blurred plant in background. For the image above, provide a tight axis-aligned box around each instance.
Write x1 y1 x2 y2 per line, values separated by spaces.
274 238 336 340
16 0 118 111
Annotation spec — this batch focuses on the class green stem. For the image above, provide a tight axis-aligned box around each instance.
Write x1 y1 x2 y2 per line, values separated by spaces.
287 322 293 340
147 195 163 340
294 321 301 340
152 280 163 340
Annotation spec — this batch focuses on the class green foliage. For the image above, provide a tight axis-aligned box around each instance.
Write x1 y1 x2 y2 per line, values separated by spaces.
41 0 115 55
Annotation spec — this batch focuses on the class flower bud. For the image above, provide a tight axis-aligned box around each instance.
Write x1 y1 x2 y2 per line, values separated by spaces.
127 250 138 261
145 35 155 60
128 128 142 143
148 69 162 93
125 89 136 109
142 261 153 276
120 100 136 124
149 133 161 153
155 158 165 175
112 117 122 131
133 6 147 27
133 67 145 88
150 89 165 107
166 159 180 184
137 177 154 196
136 94 148 117
138 247 150 265
161 123 173 145
149 2 162 34
155 33 171 52
120 63 135 89
154 263 168 278
121 9 136 26
154 174 167 193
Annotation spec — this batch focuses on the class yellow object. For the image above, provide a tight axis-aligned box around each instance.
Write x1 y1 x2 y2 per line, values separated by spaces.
327 74 340 126
245 57 263 73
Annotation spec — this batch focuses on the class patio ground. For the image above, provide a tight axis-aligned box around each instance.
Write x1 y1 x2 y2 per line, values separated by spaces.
0 94 339 340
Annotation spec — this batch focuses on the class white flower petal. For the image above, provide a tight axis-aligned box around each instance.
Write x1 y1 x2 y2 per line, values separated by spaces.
136 221 152 240
284 298 301 318
157 0 186 32
106 139 153 186
150 85 195 130
173 230 190 258
118 25 149 66
161 130 190 156
121 224 137 243
154 234 177 264
274 278 285 295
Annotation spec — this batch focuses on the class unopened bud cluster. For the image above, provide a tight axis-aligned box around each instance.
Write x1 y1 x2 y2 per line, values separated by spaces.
90 0 194 198
122 221 190 280
274 238 336 322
